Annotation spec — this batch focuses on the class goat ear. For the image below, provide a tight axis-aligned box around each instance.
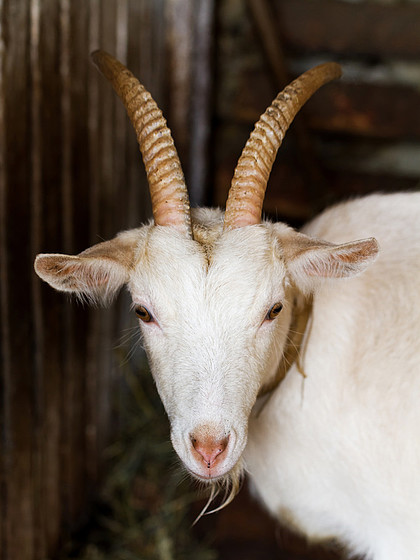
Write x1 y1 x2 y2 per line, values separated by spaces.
282 232 379 293
34 230 138 305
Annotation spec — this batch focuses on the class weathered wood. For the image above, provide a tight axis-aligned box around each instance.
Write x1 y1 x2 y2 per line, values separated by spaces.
85 0 101 500
214 148 419 223
305 82 420 140
166 0 194 179
93 0 117 501
29 0 46 556
276 0 420 59
2 1 35 558
188 0 214 206
218 68 420 141
166 0 214 206
247 0 329 213
125 0 153 230
0 3 9 558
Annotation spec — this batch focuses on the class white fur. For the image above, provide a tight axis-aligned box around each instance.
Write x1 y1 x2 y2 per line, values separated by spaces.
247 193 420 559
35 192 420 559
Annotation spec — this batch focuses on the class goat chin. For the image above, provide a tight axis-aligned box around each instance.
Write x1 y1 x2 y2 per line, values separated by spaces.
191 460 245 522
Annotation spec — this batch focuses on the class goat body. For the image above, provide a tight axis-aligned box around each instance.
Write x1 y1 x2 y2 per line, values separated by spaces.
246 192 420 559
34 52 420 560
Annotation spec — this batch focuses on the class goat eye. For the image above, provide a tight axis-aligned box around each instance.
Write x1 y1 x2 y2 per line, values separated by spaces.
266 302 283 321
135 305 153 323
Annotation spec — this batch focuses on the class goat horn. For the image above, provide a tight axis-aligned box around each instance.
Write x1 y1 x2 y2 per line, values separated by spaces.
223 62 342 230
91 50 192 237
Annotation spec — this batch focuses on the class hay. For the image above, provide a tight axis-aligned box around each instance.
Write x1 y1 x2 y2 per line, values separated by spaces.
60 351 218 560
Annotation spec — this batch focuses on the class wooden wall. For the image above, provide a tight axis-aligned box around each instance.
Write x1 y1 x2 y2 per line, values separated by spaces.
0 1 212 559
214 0 420 224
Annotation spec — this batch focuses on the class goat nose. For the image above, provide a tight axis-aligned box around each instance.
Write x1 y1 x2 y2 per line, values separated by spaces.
191 434 230 468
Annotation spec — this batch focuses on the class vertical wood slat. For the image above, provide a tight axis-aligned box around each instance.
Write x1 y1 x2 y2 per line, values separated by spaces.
166 0 194 180
189 0 214 206
39 0 63 550
96 0 118 487
125 0 153 230
59 0 77 532
2 1 34 559
166 0 214 206
86 0 101 495
68 0 91 524
114 0 129 233
0 1 9 558
29 0 45 556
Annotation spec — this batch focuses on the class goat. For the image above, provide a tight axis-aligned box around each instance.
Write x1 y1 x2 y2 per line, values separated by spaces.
34 51 420 560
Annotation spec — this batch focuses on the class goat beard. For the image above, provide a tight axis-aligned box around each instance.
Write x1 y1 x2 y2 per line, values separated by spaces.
193 459 244 524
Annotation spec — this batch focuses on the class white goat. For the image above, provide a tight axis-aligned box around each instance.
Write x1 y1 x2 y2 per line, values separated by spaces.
35 51 420 560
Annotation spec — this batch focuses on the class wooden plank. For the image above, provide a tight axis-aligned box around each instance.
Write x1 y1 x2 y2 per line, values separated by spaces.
59 0 90 534
247 0 329 213
188 0 214 206
114 0 129 232
58 0 74 536
166 0 215 206
305 82 420 141
68 0 91 527
317 138 420 178
95 0 118 493
38 0 64 553
214 144 419 224
218 68 420 141
2 0 35 557
125 0 153 230
29 0 47 557
86 0 101 501
166 0 194 181
275 0 420 59
0 1 10 558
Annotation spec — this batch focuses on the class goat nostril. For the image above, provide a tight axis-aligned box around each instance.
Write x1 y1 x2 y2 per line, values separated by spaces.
190 433 230 468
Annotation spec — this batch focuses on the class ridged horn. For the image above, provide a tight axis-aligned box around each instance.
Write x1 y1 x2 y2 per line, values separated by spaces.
223 62 342 230
91 50 192 237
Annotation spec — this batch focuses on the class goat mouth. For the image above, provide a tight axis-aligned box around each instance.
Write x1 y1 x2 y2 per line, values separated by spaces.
189 467 229 483
190 460 245 523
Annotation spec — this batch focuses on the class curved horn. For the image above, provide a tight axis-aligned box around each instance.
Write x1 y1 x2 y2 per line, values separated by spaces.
224 62 342 230
91 50 192 237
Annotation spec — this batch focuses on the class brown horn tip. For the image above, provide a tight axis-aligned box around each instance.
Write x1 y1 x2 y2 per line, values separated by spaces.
91 50 192 238
224 62 342 231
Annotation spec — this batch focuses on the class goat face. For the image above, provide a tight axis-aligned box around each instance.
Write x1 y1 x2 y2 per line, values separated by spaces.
128 219 293 481
34 209 378 483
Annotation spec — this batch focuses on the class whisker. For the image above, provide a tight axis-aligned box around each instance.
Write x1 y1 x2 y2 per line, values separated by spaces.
119 341 140 367
192 484 219 526
113 326 140 356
